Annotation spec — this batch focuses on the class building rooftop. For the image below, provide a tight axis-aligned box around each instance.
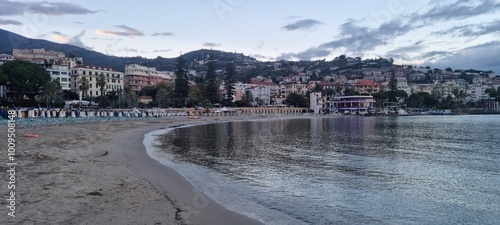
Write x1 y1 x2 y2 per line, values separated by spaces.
74 64 120 72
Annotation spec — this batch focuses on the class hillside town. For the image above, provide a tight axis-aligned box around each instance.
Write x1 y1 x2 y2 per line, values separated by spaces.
1 48 499 115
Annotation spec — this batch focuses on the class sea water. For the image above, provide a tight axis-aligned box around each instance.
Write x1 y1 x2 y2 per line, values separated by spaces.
145 115 500 225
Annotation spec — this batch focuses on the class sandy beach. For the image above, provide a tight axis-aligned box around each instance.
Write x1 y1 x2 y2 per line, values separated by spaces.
0 116 280 225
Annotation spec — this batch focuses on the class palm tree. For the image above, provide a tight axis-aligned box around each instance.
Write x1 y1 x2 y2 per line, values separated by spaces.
122 86 137 108
96 74 107 97
38 81 63 108
155 88 171 108
79 77 89 99
106 90 119 108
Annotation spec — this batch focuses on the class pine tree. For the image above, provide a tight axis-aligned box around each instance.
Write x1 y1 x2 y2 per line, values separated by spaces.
205 55 219 104
223 62 236 106
174 55 189 107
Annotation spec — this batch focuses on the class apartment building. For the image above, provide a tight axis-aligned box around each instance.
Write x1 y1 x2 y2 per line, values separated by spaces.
13 48 83 68
124 64 174 92
355 80 382 94
47 65 71 90
71 65 124 98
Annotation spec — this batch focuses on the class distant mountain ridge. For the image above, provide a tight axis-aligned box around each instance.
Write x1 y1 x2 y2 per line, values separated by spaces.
0 28 258 72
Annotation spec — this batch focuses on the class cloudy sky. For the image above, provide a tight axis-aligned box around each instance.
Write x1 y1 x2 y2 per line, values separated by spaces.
0 0 499 72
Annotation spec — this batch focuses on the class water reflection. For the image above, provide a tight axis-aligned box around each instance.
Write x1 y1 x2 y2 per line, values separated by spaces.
157 116 500 224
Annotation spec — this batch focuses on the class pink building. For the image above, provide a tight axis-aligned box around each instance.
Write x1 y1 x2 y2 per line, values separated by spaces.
124 64 173 92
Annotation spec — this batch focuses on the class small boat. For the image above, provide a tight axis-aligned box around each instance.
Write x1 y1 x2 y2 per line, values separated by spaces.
188 116 201 119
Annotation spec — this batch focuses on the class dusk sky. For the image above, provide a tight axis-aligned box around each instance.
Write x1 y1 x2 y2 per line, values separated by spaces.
0 0 499 72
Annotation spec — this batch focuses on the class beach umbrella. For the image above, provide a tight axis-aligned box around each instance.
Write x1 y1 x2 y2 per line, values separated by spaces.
47 110 51 118
71 111 76 118
52 110 57 117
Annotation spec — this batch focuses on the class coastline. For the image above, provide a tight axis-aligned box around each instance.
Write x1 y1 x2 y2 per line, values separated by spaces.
1 115 308 224
122 117 265 225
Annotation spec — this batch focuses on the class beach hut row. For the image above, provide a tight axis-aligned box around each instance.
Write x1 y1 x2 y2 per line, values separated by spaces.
12 109 189 119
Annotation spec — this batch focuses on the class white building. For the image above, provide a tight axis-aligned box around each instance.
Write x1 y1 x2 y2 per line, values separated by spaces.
71 65 124 98
467 85 490 102
396 77 410 96
310 92 325 114
0 54 13 98
409 84 434 95
0 54 13 65
47 65 71 90
229 82 252 102
433 81 459 99
247 86 271 106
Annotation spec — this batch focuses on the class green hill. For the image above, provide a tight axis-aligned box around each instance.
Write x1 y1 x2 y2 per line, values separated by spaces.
0 29 257 72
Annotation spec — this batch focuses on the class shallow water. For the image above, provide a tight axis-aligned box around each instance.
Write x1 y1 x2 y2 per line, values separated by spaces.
150 115 500 224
